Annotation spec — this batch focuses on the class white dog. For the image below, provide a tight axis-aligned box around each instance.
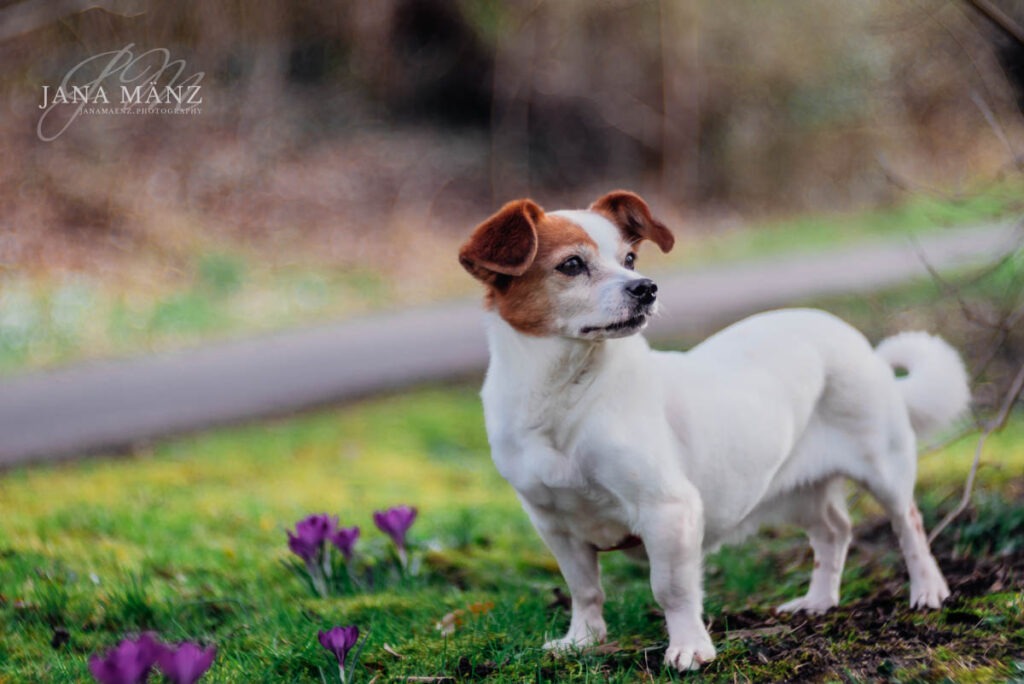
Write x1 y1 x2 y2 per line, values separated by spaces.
458 191 970 671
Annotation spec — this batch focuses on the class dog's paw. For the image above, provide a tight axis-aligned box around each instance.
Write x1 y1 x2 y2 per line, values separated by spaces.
910 577 950 609
775 594 838 615
664 639 716 671
543 633 601 653
543 637 579 653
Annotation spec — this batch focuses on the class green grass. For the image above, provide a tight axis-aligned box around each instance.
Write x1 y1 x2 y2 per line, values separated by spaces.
667 184 1022 268
2 188 1023 680
1 384 1022 682
3 183 1020 376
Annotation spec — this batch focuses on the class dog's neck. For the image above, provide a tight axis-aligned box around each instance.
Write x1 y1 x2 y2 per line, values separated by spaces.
481 312 651 455
484 313 606 393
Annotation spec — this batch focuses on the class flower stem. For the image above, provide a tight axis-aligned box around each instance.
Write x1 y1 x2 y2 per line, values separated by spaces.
307 561 328 598
322 544 333 580
345 563 365 592
338 663 347 684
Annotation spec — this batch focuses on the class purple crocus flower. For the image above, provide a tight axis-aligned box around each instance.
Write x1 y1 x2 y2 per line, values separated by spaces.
155 642 216 684
88 632 162 684
318 625 360 683
287 513 341 597
373 506 417 551
287 532 320 564
329 526 360 561
286 514 339 563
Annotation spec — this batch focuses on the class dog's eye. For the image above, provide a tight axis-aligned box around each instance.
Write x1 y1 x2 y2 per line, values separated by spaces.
624 252 637 270
556 256 588 277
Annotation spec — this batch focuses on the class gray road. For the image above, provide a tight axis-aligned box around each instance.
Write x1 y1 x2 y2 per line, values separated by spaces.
1 222 1019 468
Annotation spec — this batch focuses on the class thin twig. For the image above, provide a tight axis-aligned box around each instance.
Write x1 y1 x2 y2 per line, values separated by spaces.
970 90 1016 160
963 0 1024 47
929 362 1024 543
969 310 1023 383
908 235 1003 330
875 153 966 202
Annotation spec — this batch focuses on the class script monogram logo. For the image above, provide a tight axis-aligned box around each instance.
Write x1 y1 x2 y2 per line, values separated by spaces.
37 43 204 142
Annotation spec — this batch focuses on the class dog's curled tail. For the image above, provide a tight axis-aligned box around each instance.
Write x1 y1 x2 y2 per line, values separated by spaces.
875 331 971 439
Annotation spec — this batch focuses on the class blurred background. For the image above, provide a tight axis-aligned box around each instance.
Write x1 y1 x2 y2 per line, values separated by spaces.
1 0 1023 376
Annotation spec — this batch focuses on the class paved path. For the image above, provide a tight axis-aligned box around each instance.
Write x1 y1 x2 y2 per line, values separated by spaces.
1 222 1019 468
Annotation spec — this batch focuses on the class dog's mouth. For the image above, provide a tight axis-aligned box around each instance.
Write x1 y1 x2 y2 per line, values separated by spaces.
580 313 647 335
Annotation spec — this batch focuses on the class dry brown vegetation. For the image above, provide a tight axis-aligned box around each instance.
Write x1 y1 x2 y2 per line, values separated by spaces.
0 0 1022 291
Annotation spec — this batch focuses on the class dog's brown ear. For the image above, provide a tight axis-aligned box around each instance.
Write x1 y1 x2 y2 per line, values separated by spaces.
459 199 543 282
590 190 674 253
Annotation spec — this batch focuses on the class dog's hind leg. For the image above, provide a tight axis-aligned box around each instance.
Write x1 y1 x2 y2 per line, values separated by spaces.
776 478 852 614
856 432 950 609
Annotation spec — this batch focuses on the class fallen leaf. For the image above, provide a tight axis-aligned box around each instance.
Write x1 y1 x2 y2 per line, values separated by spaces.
435 609 464 636
383 643 404 659
435 602 493 636
586 641 623 655
467 601 494 615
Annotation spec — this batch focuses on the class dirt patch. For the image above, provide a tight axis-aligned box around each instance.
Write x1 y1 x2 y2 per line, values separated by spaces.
703 546 1024 682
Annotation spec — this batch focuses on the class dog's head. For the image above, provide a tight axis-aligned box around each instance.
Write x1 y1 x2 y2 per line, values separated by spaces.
459 190 674 340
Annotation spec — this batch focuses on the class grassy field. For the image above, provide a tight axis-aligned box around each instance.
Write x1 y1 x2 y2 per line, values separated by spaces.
2 188 1022 681
2 183 1020 376
1 382 1022 682
665 187 1022 267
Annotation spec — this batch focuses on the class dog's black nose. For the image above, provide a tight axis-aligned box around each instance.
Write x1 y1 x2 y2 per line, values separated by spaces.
626 278 658 305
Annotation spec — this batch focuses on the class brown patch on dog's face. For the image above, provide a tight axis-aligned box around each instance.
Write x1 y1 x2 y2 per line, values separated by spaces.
460 198 663 338
490 215 598 335
459 202 605 335
458 199 542 284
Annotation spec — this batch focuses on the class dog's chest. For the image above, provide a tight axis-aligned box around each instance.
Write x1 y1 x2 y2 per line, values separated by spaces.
488 424 636 549
526 483 635 549
481 329 649 547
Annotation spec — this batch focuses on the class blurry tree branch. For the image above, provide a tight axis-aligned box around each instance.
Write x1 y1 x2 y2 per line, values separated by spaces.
897 60 1023 538
0 0 143 43
929 361 1024 543
963 0 1024 46
914 235 1023 541
909 203 1023 545
970 90 1023 165
936 5 1022 164
911 225 1024 335
876 154 968 202
659 0 700 202
913 221 1022 442
237 0 288 140
489 2 541 200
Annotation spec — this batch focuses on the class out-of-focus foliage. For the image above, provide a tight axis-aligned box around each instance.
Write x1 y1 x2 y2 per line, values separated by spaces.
2 0 1022 272
0 0 1022 376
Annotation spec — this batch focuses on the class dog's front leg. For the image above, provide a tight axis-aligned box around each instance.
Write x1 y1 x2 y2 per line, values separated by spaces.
531 523 607 651
640 498 716 671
